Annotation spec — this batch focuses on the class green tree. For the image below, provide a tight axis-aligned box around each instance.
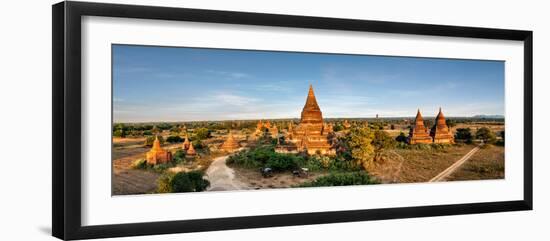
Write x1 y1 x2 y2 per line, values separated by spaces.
166 135 183 143
371 130 396 162
455 128 473 144
476 127 497 144
157 171 210 193
395 132 408 143
194 127 211 140
113 129 126 138
446 119 457 129
348 126 375 170
333 124 344 132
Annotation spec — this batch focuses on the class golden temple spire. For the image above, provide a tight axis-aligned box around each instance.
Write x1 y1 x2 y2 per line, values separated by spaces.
152 135 162 150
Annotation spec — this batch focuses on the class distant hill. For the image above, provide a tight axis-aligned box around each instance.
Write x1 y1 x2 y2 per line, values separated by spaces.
471 114 505 119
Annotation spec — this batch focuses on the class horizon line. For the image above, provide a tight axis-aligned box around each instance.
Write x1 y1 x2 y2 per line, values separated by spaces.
113 115 505 124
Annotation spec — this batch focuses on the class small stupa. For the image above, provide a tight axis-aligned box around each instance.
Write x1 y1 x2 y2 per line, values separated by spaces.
408 109 433 144
186 143 197 157
220 132 240 152
146 136 172 165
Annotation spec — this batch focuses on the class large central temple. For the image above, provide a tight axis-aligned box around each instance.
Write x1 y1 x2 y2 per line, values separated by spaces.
277 85 334 155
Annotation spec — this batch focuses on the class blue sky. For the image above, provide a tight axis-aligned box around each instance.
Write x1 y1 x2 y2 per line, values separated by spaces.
113 45 504 122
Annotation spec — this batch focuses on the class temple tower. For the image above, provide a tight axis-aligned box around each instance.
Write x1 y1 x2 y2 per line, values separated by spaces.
280 85 334 155
430 108 455 143
220 132 240 152
408 109 433 144
146 136 172 165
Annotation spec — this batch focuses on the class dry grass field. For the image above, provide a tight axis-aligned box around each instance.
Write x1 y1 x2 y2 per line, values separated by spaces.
446 145 505 181
391 145 475 183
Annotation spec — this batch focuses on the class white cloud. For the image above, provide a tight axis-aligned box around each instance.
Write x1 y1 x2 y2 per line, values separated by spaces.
205 70 251 80
213 93 259 106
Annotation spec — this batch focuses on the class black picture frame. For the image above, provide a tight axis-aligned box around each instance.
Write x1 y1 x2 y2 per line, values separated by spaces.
52 1 533 240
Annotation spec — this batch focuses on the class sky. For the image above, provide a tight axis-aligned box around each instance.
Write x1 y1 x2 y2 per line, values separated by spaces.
113 44 504 123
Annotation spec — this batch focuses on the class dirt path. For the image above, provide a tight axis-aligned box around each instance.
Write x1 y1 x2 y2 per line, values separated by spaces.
205 155 249 191
429 144 482 182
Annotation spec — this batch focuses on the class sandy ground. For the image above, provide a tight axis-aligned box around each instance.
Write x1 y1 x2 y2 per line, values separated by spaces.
233 167 327 189
112 152 160 195
204 156 249 191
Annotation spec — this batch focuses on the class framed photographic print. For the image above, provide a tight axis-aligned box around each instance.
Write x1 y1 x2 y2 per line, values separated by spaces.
52 1 533 240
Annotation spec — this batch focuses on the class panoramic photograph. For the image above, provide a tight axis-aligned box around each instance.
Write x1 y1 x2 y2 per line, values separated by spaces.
111 44 505 195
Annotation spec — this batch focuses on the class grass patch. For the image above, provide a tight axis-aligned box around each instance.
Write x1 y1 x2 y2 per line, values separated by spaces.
446 145 504 181
297 172 379 187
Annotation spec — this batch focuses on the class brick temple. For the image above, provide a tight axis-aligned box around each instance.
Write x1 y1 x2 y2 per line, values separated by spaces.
277 85 334 155
408 108 454 144
254 120 279 138
186 141 197 157
220 132 240 152
408 109 434 144
146 136 172 165
430 108 455 144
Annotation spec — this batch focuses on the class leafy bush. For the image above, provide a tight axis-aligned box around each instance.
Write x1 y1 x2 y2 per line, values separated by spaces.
476 127 497 144
298 172 379 187
227 145 359 172
455 128 473 144
166 135 183 143
265 154 299 172
192 140 204 149
113 129 126 138
395 132 408 143
171 171 210 192
194 128 211 140
157 174 172 193
157 171 210 193
131 159 148 169
173 150 186 163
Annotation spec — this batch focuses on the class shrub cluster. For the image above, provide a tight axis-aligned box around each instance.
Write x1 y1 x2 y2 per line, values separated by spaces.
227 146 361 172
298 172 379 187
131 159 148 169
166 135 183 143
172 149 186 163
227 146 302 172
157 171 210 193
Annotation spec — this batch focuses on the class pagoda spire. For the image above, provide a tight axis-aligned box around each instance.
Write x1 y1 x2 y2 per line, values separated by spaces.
300 84 323 124
304 84 321 111
415 109 424 122
152 135 162 150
